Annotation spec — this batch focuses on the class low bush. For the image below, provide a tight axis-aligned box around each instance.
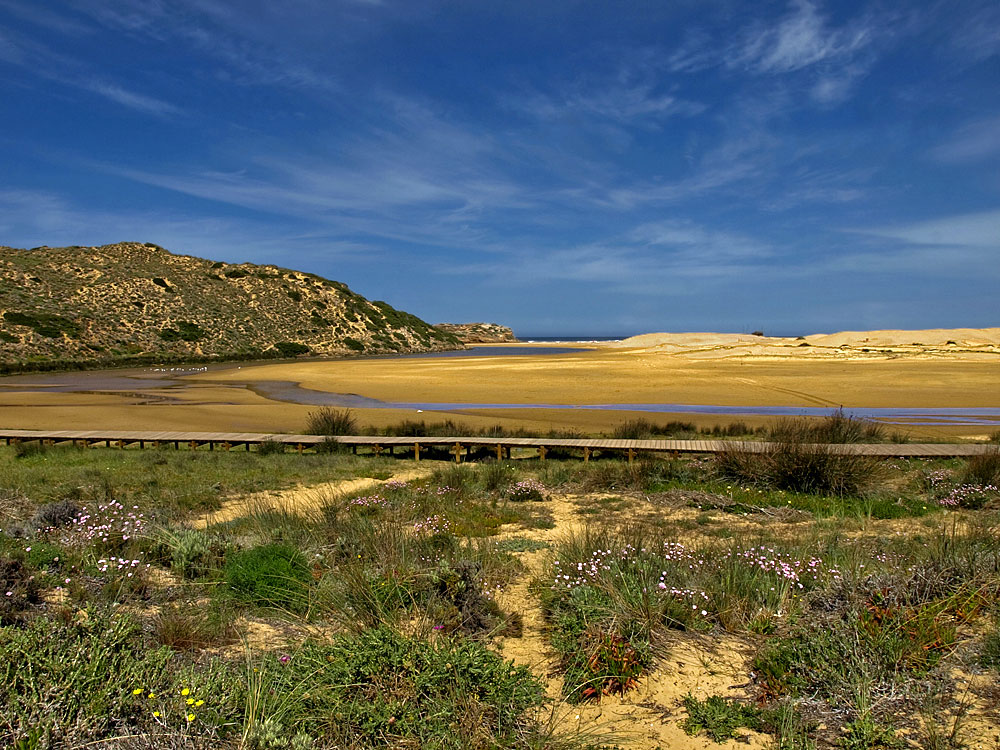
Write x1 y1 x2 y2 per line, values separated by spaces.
153 601 238 651
576 457 697 492
481 460 515 493
542 529 840 700
770 410 886 444
224 543 312 613
256 438 285 455
13 440 46 459
715 438 884 497
258 627 545 749
28 499 80 531
981 621 1000 668
682 694 764 742
305 407 357 436
274 341 310 357
166 529 217 579
612 418 696 439
963 449 1000 486
0 557 41 624
0 612 176 745
506 478 547 502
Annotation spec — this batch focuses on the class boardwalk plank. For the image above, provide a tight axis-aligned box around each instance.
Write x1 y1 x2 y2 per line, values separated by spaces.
0 429 993 457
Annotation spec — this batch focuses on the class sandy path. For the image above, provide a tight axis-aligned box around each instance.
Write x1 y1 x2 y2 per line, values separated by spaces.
192 467 432 528
495 493 770 750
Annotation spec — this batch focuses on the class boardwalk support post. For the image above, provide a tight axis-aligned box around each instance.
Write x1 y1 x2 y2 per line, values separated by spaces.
538 445 547 461
414 442 421 462
496 444 503 461
583 446 591 463
453 443 463 463
627 448 636 464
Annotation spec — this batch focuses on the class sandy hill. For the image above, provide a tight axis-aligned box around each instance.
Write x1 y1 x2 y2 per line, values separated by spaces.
0 242 461 372
609 328 1000 361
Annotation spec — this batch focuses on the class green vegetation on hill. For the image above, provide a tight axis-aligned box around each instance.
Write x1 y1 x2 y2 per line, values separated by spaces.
0 242 462 373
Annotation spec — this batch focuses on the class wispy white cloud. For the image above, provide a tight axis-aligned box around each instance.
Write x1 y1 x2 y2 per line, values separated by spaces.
445 219 776 294
731 0 873 74
851 209 1000 248
832 209 1000 280
83 80 183 116
515 84 704 125
77 0 341 94
0 24 182 117
669 1 885 104
929 115 1000 163
0 0 95 36
947 3 1000 63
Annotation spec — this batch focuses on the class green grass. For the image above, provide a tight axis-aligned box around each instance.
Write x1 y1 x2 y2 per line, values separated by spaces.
0 444 390 517
225 543 313 614
682 694 765 742
2 439 998 749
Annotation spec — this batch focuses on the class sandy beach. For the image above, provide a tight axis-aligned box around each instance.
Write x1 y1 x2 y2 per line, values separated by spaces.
1 328 997 439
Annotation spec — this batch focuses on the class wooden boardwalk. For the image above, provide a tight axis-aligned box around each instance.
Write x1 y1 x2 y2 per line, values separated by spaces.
0 428 994 461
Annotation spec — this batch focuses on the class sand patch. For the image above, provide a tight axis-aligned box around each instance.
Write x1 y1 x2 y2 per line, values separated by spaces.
493 491 771 749
192 467 431 528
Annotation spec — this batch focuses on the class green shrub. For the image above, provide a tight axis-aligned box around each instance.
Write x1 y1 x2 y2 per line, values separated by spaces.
0 557 41 624
840 716 905 749
257 438 285 455
342 337 365 351
153 601 238 651
481 460 515 493
981 620 1000 668
0 612 175 745
577 456 695 492
274 341 310 357
13 441 46 459
2 311 80 339
158 321 205 342
682 694 764 741
225 543 311 613
613 418 697 439
962 449 1000 486
29 500 80 531
770 411 886 444
715 437 884 497
259 627 545 748
168 529 215 579
306 407 357 436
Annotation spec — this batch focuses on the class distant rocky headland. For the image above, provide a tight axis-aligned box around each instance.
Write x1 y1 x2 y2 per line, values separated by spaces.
433 322 518 343
0 242 462 373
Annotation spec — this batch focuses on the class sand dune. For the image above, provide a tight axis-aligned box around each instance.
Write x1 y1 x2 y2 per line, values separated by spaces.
609 327 1000 360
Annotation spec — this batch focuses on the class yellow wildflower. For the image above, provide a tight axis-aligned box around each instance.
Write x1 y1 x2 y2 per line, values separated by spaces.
152 711 160 718
187 713 196 722
187 698 195 705
195 700 205 706
181 688 190 696
148 693 156 699
132 688 143 695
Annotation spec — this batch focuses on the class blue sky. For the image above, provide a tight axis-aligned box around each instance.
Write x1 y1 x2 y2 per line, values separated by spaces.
1 0 998 336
